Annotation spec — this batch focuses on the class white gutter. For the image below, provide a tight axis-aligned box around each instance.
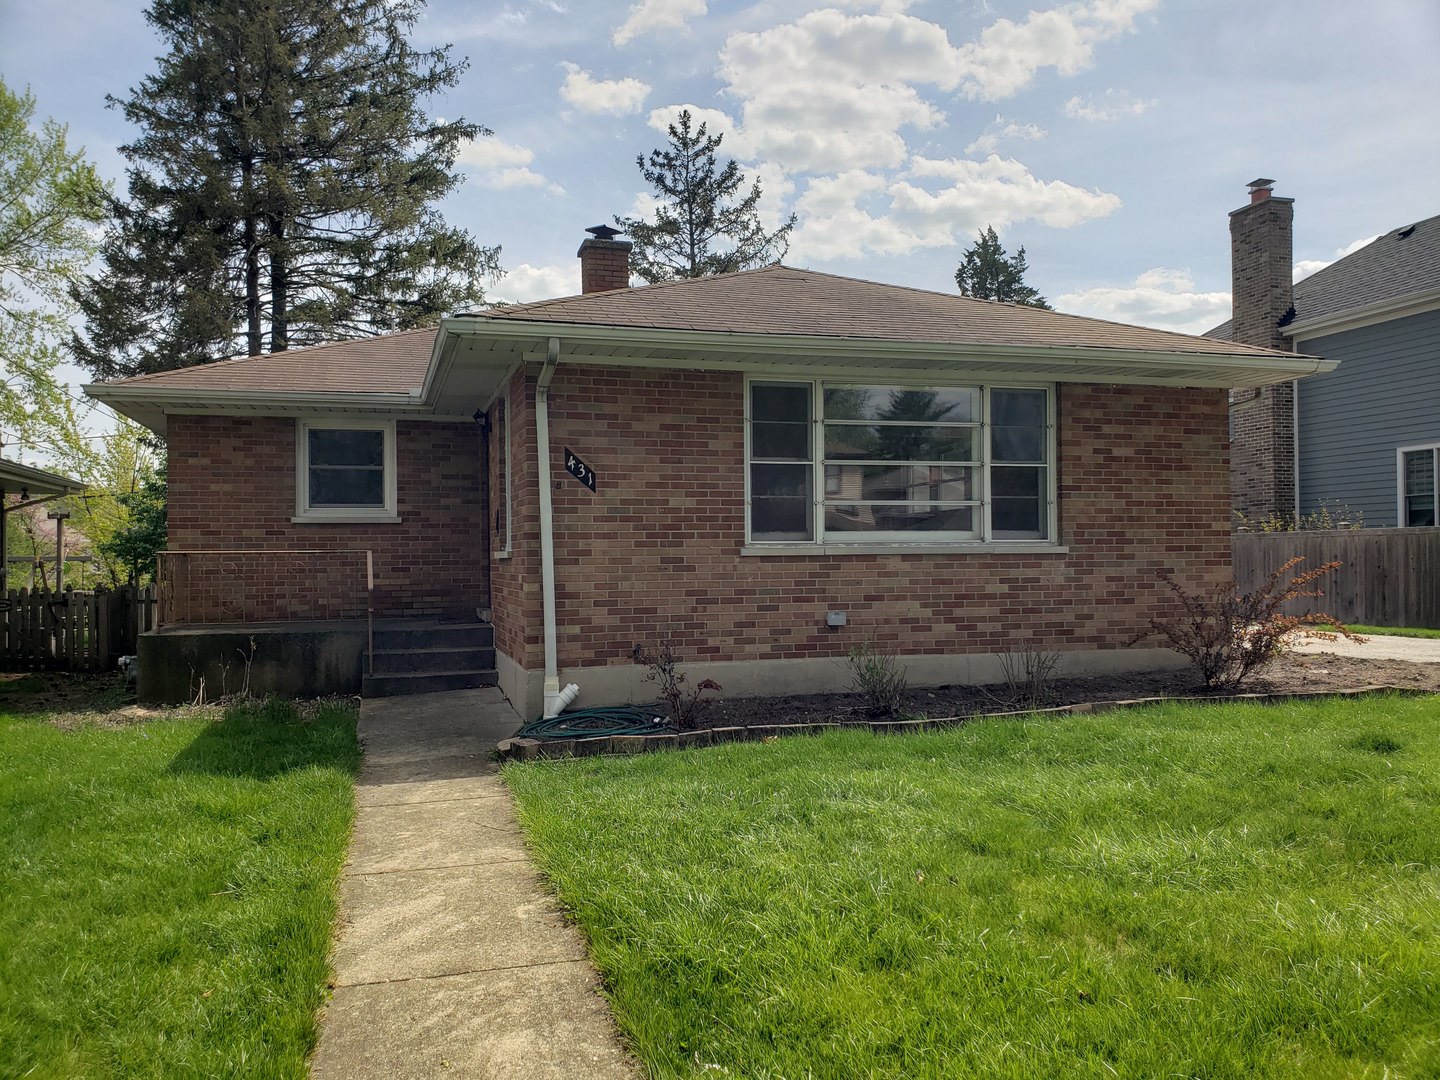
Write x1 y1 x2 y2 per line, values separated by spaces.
535 337 566 718
437 317 1336 383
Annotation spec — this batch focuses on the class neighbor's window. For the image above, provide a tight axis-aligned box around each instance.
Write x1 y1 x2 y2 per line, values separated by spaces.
1399 444 1438 527
296 420 397 521
746 381 1053 545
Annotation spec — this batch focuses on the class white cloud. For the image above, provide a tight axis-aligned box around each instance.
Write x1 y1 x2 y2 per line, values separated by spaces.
965 115 1047 156
559 63 650 115
789 157 1119 262
613 0 706 47
1062 88 1153 121
494 262 580 304
1294 232 1379 282
714 1 1154 174
953 0 1158 101
1056 268 1231 334
457 135 564 195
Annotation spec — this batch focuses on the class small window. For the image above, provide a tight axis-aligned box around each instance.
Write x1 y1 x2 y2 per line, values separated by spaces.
1399 445 1438 527
296 420 397 522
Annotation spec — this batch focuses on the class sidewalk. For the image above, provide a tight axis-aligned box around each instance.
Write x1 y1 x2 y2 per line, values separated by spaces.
1290 632 1440 663
310 688 636 1079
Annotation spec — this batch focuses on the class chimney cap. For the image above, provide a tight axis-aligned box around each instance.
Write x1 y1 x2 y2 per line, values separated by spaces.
585 224 623 241
1246 177 1276 191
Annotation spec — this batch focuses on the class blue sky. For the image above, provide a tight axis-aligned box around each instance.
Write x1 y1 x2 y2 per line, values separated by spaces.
2 0 1437 360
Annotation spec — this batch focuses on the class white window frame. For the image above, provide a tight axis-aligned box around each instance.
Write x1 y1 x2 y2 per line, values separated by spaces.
1396 442 1440 528
293 418 398 524
743 377 1059 551
494 389 512 557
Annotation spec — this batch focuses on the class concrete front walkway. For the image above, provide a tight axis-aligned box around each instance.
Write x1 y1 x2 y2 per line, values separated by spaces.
310 688 636 1079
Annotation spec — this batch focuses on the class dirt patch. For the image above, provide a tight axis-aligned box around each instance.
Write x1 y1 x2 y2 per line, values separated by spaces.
703 653 1440 728
0 671 220 730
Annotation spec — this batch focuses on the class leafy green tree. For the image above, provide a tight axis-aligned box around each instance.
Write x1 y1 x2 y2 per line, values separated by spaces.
98 461 166 585
71 0 500 379
953 226 1051 308
0 78 107 446
617 110 795 284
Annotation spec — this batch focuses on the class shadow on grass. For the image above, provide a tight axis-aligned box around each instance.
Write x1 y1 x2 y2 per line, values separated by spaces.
167 697 360 781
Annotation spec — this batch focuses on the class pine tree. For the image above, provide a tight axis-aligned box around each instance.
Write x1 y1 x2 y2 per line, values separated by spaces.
953 226 1051 309
617 110 795 284
71 0 500 379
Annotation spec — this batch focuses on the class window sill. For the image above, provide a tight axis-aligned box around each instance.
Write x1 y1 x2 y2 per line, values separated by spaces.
495 549 513 561
740 542 1069 556
291 512 400 525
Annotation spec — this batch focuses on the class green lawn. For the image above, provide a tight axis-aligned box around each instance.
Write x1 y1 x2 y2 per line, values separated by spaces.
507 696 1440 1079
0 687 359 1078
1347 625 1440 640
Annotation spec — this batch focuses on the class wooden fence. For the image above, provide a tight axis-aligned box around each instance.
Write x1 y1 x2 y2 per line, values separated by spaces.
0 584 157 672
1232 528 1440 629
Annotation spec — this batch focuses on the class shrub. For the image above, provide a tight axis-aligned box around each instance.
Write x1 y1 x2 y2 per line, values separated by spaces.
632 633 721 731
1235 501 1365 532
997 642 1061 709
1130 557 1364 689
846 639 908 717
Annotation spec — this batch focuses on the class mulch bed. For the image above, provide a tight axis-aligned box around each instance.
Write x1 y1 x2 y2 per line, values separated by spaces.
498 653 1440 761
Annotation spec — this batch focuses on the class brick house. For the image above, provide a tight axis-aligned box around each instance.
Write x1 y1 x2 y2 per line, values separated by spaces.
87 229 1335 713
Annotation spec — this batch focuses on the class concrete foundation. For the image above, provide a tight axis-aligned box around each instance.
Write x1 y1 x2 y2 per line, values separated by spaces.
497 647 1191 720
137 620 367 704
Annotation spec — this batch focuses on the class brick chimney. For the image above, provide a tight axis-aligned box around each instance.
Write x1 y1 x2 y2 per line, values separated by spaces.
577 224 632 294
1227 178 1297 526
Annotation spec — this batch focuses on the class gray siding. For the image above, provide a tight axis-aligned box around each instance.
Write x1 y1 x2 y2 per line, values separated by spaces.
1296 307 1440 527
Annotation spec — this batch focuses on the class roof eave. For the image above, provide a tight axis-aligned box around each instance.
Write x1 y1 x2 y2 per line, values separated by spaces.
1283 285 1440 341
437 317 1335 388
83 384 431 436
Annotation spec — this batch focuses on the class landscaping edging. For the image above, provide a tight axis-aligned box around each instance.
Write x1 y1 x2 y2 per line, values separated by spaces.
495 685 1433 762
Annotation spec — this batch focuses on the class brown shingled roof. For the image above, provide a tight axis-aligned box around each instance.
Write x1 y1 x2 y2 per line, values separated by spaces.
102 327 437 393
483 264 1295 358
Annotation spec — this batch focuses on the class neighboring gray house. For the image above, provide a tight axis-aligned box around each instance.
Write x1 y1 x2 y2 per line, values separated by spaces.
1210 182 1439 528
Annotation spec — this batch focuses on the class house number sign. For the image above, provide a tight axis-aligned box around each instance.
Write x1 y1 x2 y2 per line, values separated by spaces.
564 449 597 492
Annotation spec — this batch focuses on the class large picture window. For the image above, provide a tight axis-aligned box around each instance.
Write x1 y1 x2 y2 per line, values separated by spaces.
1399 444 1438 527
295 420 397 522
746 381 1054 545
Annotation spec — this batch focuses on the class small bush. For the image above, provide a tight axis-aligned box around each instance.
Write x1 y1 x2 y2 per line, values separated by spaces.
997 643 1061 709
846 640 908 717
632 633 721 731
1235 500 1365 532
1130 556 1364 689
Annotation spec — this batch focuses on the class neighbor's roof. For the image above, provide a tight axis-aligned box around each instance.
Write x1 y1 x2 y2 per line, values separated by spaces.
91 265 1305 399
0 457 85 498
1209 212 1440 339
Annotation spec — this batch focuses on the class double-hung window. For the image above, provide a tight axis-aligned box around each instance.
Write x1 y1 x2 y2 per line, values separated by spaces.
746 380 1054 546
295 419 397 522
1398 444 1439 527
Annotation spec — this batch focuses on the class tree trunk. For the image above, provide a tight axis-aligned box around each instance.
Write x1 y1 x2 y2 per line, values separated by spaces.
270 216 288 352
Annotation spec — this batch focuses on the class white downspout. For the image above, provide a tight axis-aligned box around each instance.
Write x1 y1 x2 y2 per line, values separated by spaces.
536 337 569 718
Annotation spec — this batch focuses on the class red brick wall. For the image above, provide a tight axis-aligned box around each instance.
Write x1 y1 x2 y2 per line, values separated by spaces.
167 414 488 622
516 367 1230 669
489 369 542 665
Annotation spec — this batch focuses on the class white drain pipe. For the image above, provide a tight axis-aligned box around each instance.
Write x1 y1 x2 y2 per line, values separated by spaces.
536 337 573 718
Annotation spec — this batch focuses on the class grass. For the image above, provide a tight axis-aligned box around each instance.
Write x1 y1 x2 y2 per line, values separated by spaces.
507 695 1440 1079
0 684 359 1079
1344 625 1440 640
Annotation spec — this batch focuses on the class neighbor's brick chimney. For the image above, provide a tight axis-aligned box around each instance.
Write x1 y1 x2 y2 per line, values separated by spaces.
578 224 632 294
1227 178 1297 526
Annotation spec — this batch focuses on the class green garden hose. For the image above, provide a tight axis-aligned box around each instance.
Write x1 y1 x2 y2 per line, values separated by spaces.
518 705 672 739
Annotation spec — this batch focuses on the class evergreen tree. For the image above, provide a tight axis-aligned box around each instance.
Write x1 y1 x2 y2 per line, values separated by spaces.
617 110 795 284
71 0 500 379
953 226 1050 308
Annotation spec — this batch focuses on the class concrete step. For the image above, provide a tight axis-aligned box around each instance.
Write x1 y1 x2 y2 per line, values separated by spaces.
370 645 497 675
362 668 499 698
372 622 494 651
